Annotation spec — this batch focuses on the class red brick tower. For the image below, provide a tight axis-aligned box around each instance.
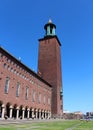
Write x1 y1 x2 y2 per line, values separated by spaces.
38 20 63 117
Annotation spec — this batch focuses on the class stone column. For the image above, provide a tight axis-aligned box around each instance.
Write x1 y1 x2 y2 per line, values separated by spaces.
32 108 34 119
35 109 38 119
47 111 50 119
22 107 25 119
46 111 49 119
45 111 47 119
39 110 41 119
46 111 48 119
49 111 51 119
9 105 13 118
27 108 30 119
16 107 19 119
1 104 5 119
42 110 44 119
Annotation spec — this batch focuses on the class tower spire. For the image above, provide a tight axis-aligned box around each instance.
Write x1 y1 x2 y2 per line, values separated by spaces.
48 18 52 23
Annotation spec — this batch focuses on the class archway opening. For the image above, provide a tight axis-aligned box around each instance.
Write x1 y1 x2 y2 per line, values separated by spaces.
6 102 11 118
19 105 23 119
13 104 17 118
25 106 28 118
0 101 3 118
29 108 32 118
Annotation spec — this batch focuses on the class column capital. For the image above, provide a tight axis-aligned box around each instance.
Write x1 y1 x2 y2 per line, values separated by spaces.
42 110 44 113
10 105 13 109
39 109 41 112
31 108 34 111
35 109 38 112
2 104 5 108
22 107 25 111
16 106 19 110
27 108 30 111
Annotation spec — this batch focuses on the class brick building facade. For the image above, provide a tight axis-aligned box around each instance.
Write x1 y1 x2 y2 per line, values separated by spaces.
0 20 63 119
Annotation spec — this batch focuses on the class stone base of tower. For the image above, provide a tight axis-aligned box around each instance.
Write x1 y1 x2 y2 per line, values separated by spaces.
51 113 63 119
51 110 63 118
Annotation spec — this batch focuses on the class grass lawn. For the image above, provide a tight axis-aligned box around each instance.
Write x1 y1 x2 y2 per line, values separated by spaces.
74 120 93 130
0 120 93 130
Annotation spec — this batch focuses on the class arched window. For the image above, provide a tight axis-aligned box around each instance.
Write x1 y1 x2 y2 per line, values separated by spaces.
3 63 7 68
44 96 46 104
16 82 20 97
48 97 50 105
4 77 10 93
25 86 29 100
32 90 35 102
38 93 41 103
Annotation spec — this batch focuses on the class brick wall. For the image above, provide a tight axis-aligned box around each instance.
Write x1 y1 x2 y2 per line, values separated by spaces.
38 36 63 116
0 47 52 112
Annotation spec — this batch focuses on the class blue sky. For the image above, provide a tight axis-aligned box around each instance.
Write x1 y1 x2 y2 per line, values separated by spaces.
0 0 93 114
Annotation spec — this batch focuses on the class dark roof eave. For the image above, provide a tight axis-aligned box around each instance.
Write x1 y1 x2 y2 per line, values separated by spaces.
38 35 61 46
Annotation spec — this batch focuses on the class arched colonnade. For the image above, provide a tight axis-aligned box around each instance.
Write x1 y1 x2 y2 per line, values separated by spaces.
0 101 51 119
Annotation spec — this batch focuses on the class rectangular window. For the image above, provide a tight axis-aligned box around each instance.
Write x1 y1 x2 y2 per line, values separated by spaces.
48 97 50 105
4 77 10 94
44 96 46 104
38 93 41 103
60 95 62 100
61 105 62 110
25 86 29 100
16 82 20 97
32 90 35 102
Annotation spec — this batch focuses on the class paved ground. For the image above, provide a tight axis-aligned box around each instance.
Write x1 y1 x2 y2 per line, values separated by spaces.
0 119 64 130
0 118 81 130
0 118 62 125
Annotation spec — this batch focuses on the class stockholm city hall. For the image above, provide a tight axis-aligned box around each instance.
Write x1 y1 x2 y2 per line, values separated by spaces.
0 20 63 119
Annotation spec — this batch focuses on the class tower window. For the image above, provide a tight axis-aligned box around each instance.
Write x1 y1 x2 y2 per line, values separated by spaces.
4 77 10 94
50 27 52 34
61 105 62 110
